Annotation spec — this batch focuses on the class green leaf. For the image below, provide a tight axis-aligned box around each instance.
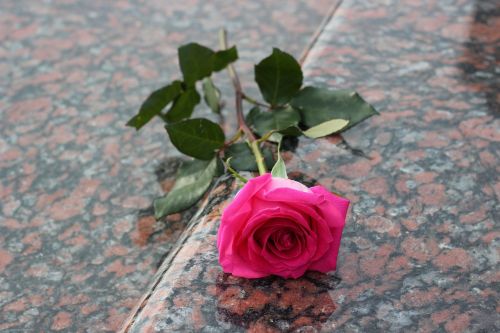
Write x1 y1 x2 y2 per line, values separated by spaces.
154 158 217 219
165 88 201 123
126 81 182 130
166 118 225 160
271 134 287 178
290 87 379 131
271 157 287 178
225 142 274 172
202 78 221 114
279 126 302 137
303 119 349 138
178 43 214 86
251 107 301 141
245 106 261 125
213 46 238 72
254 48 303 106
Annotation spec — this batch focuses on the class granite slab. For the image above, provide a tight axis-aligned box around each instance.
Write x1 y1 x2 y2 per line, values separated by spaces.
0 0 334 331
122 0 499 331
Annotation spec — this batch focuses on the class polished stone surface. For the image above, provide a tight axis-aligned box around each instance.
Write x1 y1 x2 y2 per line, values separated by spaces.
123 0 499 332
123 176 345 332
0 0 332 331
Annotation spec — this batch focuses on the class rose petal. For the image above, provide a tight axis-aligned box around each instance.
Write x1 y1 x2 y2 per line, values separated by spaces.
218 174 273 278
261 227 316 269
229 262 269 278
262 187 321 206
308 225 343 273
218 174 350 279
310 186 350 227
282 202 333 261
239 207 320 272
218 174 271 250
265 176 311 193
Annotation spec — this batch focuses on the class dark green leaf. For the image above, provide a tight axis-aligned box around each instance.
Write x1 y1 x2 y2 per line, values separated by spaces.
225 142 274 172
178 43 214 86
213 46 238 72
290 87 379 131
126 81 182 130
215 157 225 176
166 118 225 160
303 119 349 138
245 106 261 126
252 107 301 141
279 126 302 137
254 48 303 106
202 78 221 114
271 134 287 178
154 158 217 219
165 88 201 123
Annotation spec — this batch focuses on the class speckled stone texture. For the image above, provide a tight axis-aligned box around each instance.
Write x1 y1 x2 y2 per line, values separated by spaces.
123 176 345 333
123 0 499 332
0 0 333 331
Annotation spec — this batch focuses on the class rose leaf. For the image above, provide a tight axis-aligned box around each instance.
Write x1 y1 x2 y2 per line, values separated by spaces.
166 118 225 160
271 134 287 179
303 119 349 138
164 88 201 123
202 78 221 114
154 157 217 219
254 48 303 106
251 106 301 142
126 80 182 130
213 46 238 72
290 87 379 131
178 43 215 86
225 142 274 172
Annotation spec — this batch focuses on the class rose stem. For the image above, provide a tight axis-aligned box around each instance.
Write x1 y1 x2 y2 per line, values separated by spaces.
241 93 270 109
219 28 267 175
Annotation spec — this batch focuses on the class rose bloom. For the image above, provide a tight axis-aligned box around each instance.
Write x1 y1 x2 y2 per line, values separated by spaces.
217 173 349 279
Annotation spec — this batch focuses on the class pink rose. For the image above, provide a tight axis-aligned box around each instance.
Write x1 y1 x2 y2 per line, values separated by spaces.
217 173 349 279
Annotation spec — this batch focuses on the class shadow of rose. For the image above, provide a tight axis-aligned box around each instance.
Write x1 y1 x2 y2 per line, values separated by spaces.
215 271 340 332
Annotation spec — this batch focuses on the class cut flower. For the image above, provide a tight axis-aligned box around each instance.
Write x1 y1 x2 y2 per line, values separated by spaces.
217 174 349 279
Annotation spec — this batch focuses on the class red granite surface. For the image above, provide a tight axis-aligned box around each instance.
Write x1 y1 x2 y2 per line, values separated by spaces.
0 0 333 331
123 0 499 332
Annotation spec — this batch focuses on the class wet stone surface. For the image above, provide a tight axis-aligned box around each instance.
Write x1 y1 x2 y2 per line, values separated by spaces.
0 0 332 331
124 0 499 332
